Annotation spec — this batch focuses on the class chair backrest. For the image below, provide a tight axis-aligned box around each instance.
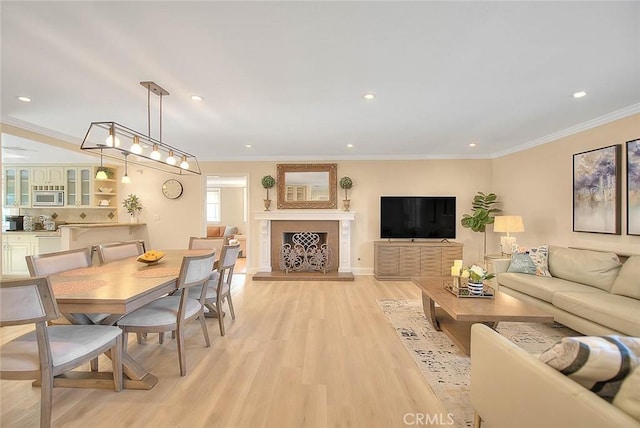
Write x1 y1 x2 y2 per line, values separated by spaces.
26 247 92 276
188 236 226 255
215 243 241 287
97 241 145 264
0 277 60 327
177 251 217 291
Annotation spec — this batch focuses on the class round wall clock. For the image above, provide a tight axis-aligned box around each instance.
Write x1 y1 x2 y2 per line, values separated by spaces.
162 179 183 199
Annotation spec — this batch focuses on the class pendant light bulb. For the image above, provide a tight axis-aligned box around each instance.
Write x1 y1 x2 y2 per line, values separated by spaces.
96 169 108 180
105 126 120 148
130 136 143 154
180 156 189 169
121 174 131 184
150 144 162 160
166 150 176 165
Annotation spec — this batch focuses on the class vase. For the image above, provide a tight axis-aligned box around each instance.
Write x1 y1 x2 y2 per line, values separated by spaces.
467 281 484 296
130 214 137 223
343 199 351 211
264 199 271 211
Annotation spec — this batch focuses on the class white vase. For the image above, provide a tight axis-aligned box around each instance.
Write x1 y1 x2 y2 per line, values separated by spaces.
130 214 137 223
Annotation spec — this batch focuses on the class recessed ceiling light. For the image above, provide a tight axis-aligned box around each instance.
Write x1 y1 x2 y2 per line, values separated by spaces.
191 95 203 101
469 143 477 147
363 93 375 100
17 96 31 102
573 91 587 98
245 144 252 148
346 144 354 148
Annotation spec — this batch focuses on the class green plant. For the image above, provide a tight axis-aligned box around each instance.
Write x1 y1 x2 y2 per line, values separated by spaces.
122 194 143 215
261 175 276 199
461 265 496 283
460 192 500 232
339 176 353 200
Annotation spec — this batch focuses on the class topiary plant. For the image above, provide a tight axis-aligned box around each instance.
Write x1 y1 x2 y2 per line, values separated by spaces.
339 176 353 200
261 175 276 199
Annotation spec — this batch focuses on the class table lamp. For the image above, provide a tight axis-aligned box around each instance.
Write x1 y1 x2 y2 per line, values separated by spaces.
493 215 525 256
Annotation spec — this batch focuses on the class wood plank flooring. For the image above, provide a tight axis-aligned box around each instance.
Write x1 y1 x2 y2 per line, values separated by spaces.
0 275 448 428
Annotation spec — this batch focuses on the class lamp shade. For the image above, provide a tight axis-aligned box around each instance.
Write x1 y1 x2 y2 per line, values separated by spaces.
493 216 525 234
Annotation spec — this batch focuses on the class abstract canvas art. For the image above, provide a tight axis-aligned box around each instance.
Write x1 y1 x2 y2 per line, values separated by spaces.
573 144 621 234
628 139 640 235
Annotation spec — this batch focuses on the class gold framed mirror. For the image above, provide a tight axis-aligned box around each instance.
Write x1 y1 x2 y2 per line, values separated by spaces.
277 163 337 209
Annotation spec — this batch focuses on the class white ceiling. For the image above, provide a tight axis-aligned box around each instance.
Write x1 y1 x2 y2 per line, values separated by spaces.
1 1 639 162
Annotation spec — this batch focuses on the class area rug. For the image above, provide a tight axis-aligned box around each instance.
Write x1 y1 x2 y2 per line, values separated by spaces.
378 298 578 428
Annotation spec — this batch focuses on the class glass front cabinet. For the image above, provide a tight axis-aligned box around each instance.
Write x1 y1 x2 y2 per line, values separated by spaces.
3 167 31 207
65 167 92 207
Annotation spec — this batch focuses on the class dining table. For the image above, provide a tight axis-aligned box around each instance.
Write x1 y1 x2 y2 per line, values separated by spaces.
46 248 213 390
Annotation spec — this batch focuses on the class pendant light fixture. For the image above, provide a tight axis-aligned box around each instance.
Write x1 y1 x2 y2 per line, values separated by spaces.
121 152 131 184
80 81 200 175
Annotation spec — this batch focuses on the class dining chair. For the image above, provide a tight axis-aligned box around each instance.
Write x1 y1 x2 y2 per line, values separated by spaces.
188 236 227 254
0 276 123 428
96 240 145 264
116 251 216 376
188 242 241 336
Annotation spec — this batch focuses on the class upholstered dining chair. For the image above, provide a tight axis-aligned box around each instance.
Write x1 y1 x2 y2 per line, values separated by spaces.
188 236 227 255
0 276 123 428
96 240 145 264
188 242 241 336
116 251 216 376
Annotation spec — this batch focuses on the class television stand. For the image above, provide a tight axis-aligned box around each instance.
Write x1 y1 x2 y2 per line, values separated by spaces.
374 241 463 280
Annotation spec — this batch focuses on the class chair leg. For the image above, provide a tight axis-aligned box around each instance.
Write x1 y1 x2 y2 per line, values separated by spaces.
112 334 123 392
90 357 98 372
136 332 144 344
198 310 211 347
40 366 53 428
158 332 164 344
226 293 236 320
121 331 128 353
473 412 482 428
217 299 225 336
176 325 187 376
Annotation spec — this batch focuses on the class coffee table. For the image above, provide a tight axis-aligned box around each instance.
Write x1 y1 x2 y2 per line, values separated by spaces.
412 276 554 354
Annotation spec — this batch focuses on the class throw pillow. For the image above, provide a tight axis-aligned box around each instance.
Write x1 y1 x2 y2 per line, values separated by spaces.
511 244 551 277
610 255 640 299
613 365 640 421
507 252 537 275
539 335 640 401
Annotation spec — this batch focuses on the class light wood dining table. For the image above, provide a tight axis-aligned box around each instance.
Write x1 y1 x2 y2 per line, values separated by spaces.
47 248 212 390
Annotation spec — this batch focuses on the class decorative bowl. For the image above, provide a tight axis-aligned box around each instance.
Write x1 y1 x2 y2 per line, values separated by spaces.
99 187 113 193
137 251 165 265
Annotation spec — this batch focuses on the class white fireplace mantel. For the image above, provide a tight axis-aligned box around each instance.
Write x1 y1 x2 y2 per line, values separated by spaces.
254 210 356 273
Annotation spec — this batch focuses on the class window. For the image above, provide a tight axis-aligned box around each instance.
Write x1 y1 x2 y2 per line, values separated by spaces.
206 188 221 222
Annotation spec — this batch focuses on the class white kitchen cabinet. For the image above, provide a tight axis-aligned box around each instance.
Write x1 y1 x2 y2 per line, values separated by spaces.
2 233 38 276
65 167 93 207
3 167 31 207
31 167 65 189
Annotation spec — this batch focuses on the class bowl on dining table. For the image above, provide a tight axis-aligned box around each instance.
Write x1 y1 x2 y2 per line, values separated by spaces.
137 250 166 265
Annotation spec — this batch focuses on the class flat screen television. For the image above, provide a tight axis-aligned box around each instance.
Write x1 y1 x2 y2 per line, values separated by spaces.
380 196 456 239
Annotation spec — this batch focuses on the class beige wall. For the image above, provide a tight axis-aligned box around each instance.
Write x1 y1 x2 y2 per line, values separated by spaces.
491 113 640 255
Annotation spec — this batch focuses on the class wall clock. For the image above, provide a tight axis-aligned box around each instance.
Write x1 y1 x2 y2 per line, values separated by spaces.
162 179 183 199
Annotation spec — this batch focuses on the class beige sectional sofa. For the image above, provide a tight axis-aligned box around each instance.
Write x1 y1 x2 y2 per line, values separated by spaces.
493 246 640 337
470 324 640 428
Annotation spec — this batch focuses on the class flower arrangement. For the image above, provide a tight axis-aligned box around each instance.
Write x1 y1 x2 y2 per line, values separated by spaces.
339 176 353 200
460 264 495 283
261 175 276 199
122 194 143 216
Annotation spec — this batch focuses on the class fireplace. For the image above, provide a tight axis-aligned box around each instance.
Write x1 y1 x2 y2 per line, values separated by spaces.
253 210 356 277
280 231 331 273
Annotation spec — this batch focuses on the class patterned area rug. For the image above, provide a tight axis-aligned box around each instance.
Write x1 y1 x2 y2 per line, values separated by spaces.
378 299 578 428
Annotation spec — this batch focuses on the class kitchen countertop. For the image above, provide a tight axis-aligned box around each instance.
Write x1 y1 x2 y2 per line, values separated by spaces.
3 230 61 236
59 222 146 228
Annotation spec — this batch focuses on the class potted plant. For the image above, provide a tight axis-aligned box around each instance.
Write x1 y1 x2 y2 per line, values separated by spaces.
122 193 143 222
261 175 276 211
461 264 496 295
339 176 353 211
460 192 500 259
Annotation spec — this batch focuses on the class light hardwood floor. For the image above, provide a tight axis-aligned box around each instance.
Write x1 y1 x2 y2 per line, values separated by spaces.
0 275 448 427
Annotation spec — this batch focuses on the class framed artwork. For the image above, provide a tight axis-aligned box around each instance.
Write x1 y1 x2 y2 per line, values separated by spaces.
573 144 621 234
627 139 640 235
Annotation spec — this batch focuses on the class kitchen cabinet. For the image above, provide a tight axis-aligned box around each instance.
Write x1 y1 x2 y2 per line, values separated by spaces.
3 167 31 207
2 233 38 276
31 167 65 189
65 167 93 207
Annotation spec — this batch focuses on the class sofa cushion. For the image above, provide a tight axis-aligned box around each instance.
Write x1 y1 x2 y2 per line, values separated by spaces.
552 292 640 336
507 252 538 275
497 272 606 303
223 226 238 237
539 335 640 401
512 244 551 276
207 226 225 237
613 365 640 421
548 246 622 291
610 255 640 299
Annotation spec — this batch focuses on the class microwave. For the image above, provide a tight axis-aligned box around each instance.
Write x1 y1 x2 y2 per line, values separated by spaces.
33 190 64 206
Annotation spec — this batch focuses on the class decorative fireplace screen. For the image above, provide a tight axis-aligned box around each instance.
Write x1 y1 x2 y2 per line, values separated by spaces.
279 231 332 273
